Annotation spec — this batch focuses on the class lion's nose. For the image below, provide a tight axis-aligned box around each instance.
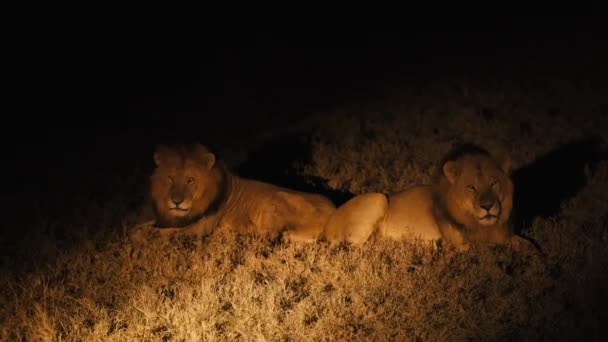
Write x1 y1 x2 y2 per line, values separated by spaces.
171 197 184 206
480 202 494 211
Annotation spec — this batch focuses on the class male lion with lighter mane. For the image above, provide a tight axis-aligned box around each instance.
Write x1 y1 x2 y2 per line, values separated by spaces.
129 143 339 243
321 143 538 253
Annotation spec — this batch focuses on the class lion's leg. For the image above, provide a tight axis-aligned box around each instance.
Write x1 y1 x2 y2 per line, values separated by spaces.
465 228 540 255
156 217 219 238
132 220 156 231
283 223 326 243
508 235 543 255
274 191 336 244
130 216 220 244
155 227 193 236
281 209 331 244
127 219 160 244
438 224 470 251
464 227 511 247
324 193 388 245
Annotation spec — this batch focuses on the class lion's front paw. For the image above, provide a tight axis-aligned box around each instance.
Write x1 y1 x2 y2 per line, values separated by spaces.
282 229 319 244
509 235 542 256
454 242 471 252
128 221 159 245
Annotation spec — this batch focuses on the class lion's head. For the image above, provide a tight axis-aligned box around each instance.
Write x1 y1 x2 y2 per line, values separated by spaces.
434 144 514 231
149 144 226 227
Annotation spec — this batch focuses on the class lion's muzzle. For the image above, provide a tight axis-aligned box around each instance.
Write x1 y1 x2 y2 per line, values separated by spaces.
476 196 501 225
166 197 192 216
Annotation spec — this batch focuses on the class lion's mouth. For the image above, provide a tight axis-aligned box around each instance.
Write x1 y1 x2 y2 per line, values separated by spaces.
479 215 498 225
169 207 190 215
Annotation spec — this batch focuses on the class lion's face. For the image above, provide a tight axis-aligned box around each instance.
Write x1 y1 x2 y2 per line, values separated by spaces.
149 144 219 226
441 154 514 229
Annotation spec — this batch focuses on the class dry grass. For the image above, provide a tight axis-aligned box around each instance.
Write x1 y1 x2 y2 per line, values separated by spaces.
2 67 608 341
2 228 559 341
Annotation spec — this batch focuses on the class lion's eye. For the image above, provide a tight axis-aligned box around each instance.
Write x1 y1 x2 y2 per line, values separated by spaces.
187 177 195 184
466 184 476 192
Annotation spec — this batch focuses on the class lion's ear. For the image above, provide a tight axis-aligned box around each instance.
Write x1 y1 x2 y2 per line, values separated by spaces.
153 145 175 166
442 160 460 184
192 144 216 170
500 156 513 175
201 152 216 170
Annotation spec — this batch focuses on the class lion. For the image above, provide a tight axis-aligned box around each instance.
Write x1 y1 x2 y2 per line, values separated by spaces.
321 144 538 253
129 143 337 244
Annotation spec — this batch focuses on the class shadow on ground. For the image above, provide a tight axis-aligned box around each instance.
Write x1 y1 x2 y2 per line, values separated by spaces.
235 132 355 207
511 136 608 234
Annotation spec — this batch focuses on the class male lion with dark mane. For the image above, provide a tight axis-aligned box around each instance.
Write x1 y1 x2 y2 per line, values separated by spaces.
322 144 538 253
129 144 337 243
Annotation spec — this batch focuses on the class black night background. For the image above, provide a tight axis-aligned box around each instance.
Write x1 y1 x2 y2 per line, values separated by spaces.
2 17 607 340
